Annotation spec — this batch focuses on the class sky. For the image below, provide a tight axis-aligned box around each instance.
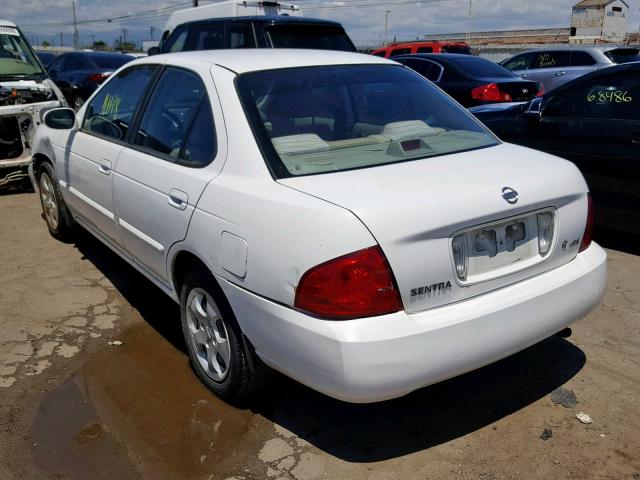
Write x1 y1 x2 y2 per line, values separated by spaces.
4 0 640 48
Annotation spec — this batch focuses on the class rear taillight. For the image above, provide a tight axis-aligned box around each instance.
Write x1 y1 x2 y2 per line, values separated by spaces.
294 246 403 319
536 84 545 97
471 83 512 102
579 194 594 252
89 73 107 83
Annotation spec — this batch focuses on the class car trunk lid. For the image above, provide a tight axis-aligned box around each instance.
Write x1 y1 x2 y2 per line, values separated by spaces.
279 143 590 313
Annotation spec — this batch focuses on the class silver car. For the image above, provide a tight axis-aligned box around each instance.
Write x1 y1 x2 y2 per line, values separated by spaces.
500 46 640 92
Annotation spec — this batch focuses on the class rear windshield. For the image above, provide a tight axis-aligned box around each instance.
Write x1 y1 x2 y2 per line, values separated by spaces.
90 54 134 70
236 65 498 178
442 45 471 54
265 25 356 52
605 48 640 64
453 57 516 78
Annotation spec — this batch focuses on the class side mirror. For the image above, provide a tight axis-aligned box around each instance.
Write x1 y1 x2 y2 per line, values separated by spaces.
43 108 77 130
147 47 160 56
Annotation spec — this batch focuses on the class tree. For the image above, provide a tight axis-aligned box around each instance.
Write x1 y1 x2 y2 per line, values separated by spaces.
41 40 51 48
118 41 136 52
92 40 108 51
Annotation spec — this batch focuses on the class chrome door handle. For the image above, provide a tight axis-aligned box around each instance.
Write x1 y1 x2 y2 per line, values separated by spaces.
555 71 566 77
168 189 188 210
521 74 528 78
97 158 112 175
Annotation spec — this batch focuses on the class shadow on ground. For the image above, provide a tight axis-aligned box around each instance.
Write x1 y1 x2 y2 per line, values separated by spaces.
71 230 586 465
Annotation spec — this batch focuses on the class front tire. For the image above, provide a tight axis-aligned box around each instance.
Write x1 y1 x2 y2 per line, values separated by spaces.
180 266 271 402
37 162 75 241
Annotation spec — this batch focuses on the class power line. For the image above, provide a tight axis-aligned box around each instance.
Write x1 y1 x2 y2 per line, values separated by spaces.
20 1 191 28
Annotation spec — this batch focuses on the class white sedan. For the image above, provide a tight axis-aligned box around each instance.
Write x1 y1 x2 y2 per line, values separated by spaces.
29 50 606 403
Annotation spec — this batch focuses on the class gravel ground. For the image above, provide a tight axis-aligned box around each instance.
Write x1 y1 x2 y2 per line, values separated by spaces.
0 191 638 480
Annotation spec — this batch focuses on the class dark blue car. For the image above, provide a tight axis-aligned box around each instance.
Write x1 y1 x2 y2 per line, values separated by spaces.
46 51 135 110
470 62 640 234
394 53 544 108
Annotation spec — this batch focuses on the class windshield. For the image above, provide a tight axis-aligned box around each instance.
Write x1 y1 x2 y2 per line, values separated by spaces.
237 65 498 178
265 25 356 52
605 48 640 64
0 27 45 77
90 54 133 70
454 57 516 78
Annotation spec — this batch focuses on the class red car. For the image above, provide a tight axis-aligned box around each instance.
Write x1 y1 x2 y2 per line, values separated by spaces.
371 41 471 58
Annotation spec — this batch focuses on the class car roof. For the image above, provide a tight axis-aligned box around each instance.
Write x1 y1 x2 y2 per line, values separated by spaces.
393 53 488 65
133 49 394 74
521 46 622 53
0 19 18 28
553 61 640 89
180 16 342 27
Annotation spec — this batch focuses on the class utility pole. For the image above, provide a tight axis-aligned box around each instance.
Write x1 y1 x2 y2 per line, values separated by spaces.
149 26 155 40
72 0 79 50
466 0 473 47
383 10 391 46
121 28 128 45
193 0 198 6
59 32 64 47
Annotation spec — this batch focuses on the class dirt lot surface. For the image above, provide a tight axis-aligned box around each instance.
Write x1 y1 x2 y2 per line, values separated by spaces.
1 191 639 480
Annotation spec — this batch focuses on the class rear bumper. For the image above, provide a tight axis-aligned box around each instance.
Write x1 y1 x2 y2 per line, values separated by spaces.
219 244 607 403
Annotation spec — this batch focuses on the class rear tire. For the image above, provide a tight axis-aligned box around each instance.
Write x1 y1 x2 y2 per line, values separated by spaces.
180 265 271 402
37 162 75 241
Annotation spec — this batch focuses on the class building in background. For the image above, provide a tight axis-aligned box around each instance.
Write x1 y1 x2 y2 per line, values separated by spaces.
570 0 629 43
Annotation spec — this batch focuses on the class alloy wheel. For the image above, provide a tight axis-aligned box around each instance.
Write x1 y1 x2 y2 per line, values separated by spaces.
185 288 231 382
39 172 59 230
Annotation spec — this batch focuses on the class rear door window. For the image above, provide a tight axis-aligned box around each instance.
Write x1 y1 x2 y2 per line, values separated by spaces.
47 55 67 73
83 65 157 141
400 58 444 82
228 22 256 48
265 24 355 51
570 51 596 66
502 52 535 71
416 46 433 53
442 45 471 54
533 51 570 69
389 47 411 57
66 54 92 71
133 67 215 166
544 71 640 120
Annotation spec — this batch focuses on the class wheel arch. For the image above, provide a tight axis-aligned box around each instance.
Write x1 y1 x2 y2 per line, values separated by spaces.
31 152 53 174
171 249 216 298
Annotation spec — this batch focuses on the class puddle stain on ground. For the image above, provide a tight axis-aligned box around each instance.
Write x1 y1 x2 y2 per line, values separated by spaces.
31 321 257 480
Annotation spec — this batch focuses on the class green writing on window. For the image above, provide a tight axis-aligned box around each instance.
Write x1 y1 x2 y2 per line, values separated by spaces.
101 94 122 117
587 89 633 103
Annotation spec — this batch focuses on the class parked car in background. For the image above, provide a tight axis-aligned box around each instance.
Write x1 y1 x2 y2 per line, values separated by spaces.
395 53 544 107
371 40 471 58
151 0 355 55
500 46 640 92
470 62 640 234
156 16 355 54
34 50 57 67
30 50 605 403
47 51 136 109
0 19 66 188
